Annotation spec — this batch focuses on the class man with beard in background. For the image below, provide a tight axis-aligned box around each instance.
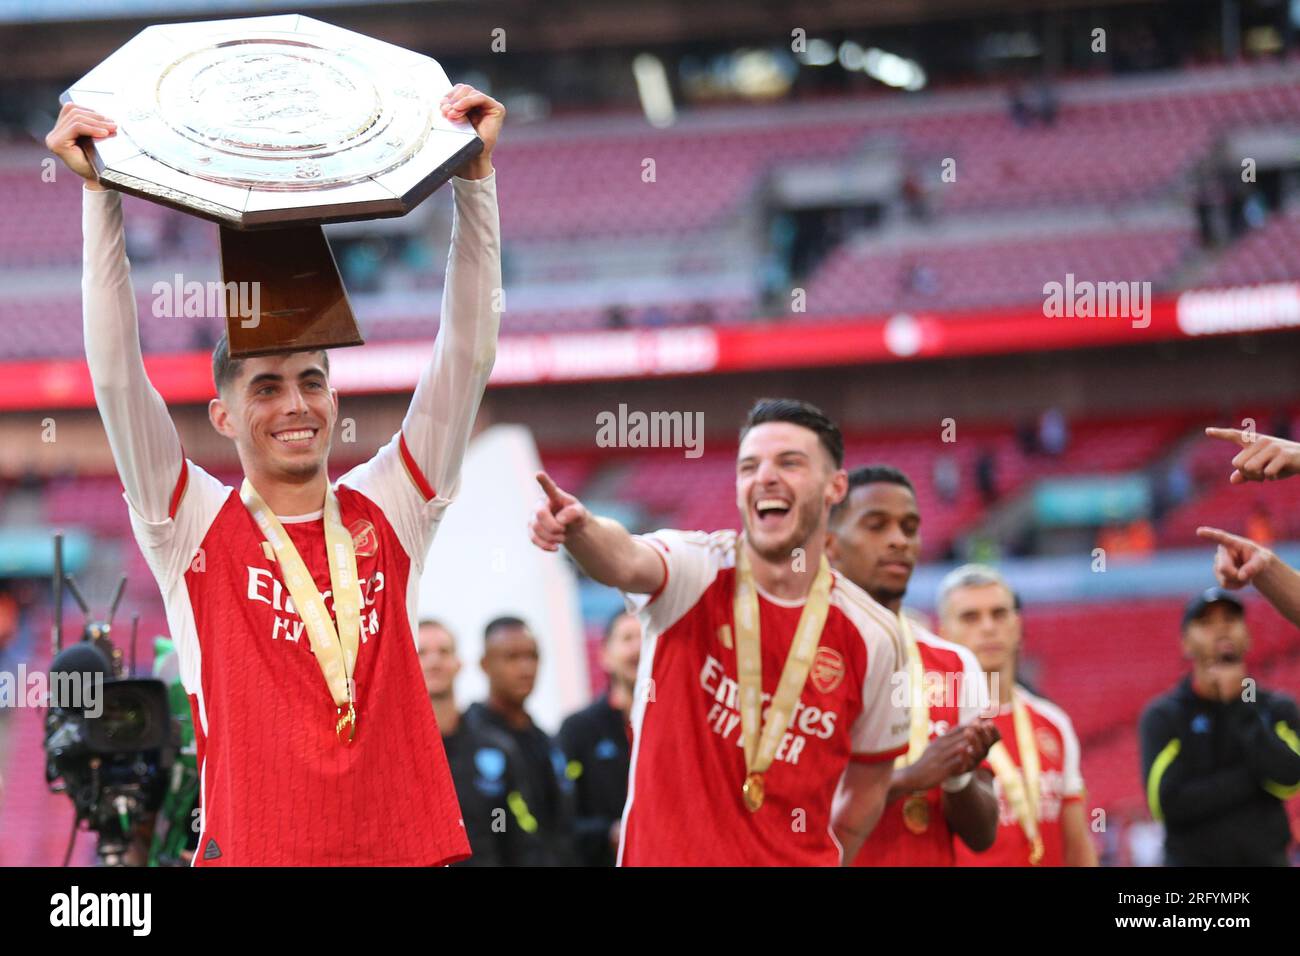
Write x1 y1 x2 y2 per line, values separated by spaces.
1139 589 1300 865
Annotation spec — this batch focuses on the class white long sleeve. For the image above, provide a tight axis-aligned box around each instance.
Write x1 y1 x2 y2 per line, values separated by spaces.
82 186 184 523
337 171 502 571
401 171 501 501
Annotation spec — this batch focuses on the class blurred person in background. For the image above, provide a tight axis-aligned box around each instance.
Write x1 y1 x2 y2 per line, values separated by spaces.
1138 589 1300 866
932 454 960 504
558 610 640 866
1037 408 1068 457
465 616 576 865
418 620 546 866
1246 504 1275 548
974 449 998 505
1096 519 1155 561
938 565 1097 867
826 465 1000 866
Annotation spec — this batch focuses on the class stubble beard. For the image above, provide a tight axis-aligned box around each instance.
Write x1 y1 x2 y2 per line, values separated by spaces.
745 493 823 565
278 455 326 482
869 581 907 609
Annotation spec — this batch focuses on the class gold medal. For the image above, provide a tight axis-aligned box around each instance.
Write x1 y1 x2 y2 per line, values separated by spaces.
902 793 930 834
733 539 832 819
243 479 363 748
336 701 357 743
1029 836 1044 866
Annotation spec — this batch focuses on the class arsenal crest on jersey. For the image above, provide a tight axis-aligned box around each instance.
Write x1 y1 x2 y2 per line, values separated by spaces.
350 519 379 558
810 646 846 694
1035 726 1061 762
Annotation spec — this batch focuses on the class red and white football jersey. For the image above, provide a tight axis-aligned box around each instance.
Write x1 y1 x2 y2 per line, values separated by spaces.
135 438 470 866
619 530 911 867
953 685 1085 868
854 625 987 867
81 174 500 866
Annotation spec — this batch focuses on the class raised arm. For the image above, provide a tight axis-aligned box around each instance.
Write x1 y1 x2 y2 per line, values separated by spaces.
528 472 666 595
1197 526 1300 628
1205 426 1300 483
401 87 505 502
49 103 183 522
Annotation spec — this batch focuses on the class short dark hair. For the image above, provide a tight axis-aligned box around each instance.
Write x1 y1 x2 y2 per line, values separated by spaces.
738 398 844 469
212 332 330 395
830 465 916 525
484 615 529 643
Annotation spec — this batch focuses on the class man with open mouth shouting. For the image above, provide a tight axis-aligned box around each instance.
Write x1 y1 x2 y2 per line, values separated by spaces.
529 398 911 865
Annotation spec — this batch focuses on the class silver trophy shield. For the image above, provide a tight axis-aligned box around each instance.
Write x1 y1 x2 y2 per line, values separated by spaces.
61 14 484 356
62 13 482 228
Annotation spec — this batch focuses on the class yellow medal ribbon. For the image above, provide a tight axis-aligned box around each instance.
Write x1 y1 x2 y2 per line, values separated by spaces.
895 614 930 768
241 479 363 743
733 536 832 813
895 614 932 833
986 689 1045 864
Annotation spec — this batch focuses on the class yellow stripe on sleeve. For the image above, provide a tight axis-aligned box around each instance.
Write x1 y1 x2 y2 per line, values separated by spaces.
1263 721 1300 800
1146 738 1181 822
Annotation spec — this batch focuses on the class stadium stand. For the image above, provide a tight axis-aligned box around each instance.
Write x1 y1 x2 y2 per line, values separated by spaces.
1 62 1298 355
3 35 1298 866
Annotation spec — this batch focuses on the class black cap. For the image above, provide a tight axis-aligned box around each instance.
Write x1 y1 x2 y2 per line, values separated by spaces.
1181 587 1245 629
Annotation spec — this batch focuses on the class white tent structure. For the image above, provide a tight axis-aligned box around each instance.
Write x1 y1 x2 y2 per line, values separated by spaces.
417 424 590 733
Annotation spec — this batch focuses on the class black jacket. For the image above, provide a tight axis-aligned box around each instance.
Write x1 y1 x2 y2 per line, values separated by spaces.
464 702 576 865
442 714 548 866
1139 675 1300 866
558 693 631 867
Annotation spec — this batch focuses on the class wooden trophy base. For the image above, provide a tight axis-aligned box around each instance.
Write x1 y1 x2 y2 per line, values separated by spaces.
218 224 365 359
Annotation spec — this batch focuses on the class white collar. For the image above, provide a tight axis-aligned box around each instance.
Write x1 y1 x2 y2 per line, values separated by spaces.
277 509 324 524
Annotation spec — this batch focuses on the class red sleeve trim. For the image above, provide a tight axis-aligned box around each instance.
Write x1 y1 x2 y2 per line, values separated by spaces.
399 431 437 502
849 743 908 764
644 541 670 606
168 455 188 520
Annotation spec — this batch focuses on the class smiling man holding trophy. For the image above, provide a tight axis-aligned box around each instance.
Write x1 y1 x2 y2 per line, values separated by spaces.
45 14 505 866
